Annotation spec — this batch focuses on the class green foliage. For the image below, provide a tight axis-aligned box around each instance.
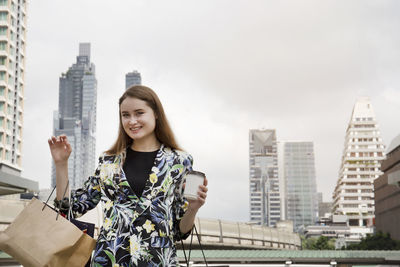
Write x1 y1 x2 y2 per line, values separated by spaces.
344 231 400 250
301 235 335 250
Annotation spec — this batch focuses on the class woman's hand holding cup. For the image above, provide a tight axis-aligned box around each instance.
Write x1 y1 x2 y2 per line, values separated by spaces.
183 171 208 212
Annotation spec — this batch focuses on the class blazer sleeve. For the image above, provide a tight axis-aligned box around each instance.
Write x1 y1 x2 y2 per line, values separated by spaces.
69 155 104 218
172 153 194 241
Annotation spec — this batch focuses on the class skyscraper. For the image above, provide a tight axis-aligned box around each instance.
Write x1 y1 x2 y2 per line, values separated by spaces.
332 97 385 228
283 141 318 231
0 0 27 174
52 43 97 190
249 129 281 226
125 70 141 89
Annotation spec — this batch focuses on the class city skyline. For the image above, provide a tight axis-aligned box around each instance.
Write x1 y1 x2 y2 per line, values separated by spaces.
21 0 400 222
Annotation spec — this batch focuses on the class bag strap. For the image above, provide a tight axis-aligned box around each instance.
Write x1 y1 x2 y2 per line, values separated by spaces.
187 227 194 264
180 239 189 266
194 225 208 266
41 180 70 221
180 224 208 267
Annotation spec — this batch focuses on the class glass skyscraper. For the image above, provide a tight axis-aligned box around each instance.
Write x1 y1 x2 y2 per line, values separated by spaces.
51 43 97 190
125 70 141 89
283 141 318 232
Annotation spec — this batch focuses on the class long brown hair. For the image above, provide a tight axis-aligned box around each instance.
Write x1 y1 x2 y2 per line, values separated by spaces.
105 85 181 155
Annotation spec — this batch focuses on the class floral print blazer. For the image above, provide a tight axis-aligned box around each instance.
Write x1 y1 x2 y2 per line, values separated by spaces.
70 144 193 266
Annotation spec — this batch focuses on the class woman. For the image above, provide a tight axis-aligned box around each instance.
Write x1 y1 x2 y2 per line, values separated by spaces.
49 85 208 266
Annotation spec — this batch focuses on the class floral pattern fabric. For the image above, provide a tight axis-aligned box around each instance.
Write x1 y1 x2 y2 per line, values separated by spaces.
70 145 193 266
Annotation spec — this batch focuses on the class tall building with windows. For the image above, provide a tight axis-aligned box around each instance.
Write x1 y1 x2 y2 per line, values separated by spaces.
125 70 141 89
52 43 97 190
249 129 281 226
332 97 385 229
0 0 26 175
283 141 318 232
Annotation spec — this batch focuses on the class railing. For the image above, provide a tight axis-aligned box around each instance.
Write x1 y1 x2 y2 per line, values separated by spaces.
179 218 301 250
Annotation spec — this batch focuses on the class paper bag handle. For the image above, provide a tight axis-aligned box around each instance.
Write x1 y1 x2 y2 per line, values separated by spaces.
42 180 70 221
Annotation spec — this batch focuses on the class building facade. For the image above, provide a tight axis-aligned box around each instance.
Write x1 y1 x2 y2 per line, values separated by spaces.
0 0 26 175
249 129 281 226
51 43 97 190
125 70 141 89
283 141 318 231
374 134 400 240
332 97 385 229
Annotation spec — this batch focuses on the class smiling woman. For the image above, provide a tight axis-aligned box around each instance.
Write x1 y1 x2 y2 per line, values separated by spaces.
48 85 208 266
120 97 159 150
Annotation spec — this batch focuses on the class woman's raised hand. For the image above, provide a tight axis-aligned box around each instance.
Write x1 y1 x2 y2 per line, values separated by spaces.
48 135 72 164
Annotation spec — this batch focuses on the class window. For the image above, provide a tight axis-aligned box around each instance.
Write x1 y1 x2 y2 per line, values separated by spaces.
0 27 6 36
345 189 358 193
0 12 7 21
0 57 5 65
0 41 6 50
0 86 4 96
343 204 358 208
0 0 7 7
0 71 5 80
361 189 373 193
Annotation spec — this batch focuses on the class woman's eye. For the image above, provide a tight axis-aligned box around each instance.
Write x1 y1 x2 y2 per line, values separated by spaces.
122 113 130 118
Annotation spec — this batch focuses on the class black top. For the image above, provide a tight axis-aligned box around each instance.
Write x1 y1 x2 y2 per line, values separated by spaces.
123 147 158 197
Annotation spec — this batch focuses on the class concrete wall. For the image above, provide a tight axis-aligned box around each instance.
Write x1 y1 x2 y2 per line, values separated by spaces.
374 145 400 240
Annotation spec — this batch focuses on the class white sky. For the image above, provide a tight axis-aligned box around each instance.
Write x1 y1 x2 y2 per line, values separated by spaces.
21 0 400 222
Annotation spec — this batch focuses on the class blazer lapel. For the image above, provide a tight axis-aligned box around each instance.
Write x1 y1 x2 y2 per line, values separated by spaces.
132 144 173 221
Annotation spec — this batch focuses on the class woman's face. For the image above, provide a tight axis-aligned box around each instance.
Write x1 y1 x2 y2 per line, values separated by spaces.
120 97 157 144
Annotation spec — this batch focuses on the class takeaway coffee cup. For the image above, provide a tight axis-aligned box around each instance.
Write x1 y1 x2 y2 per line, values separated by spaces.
183 171 206 200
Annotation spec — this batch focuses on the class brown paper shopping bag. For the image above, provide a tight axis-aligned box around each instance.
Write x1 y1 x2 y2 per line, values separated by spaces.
0 197 96 267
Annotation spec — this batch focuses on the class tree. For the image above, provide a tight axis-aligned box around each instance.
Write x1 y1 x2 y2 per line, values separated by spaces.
302 236 335 250
345 231 400 250
312 236 335 250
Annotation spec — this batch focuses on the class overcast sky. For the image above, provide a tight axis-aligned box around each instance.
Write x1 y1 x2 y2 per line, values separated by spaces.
22 0 400 222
